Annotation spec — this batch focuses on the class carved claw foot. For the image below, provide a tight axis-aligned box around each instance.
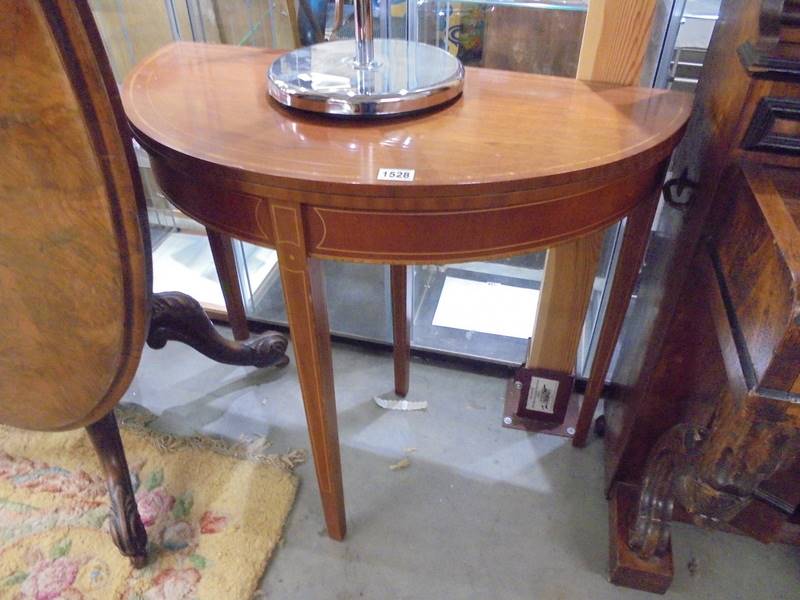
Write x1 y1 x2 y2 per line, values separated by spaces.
86 412 148 568
617 395 800 593
629 424 704 559
148 291 289 368
630 409 799 562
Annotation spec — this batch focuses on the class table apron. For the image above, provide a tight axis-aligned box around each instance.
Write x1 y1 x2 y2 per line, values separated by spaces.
151 156 661 264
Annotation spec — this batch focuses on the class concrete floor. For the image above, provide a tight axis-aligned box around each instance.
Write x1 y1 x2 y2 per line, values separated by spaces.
123 329 800 600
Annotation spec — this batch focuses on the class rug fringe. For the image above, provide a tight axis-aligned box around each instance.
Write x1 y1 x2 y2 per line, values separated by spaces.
115 403 307 472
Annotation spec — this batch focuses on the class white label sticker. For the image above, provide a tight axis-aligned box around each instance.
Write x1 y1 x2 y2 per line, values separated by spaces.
377 168 415 182
525 377 559 414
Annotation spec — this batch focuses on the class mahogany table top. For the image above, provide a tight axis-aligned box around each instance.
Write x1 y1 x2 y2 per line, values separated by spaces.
123 42 692 206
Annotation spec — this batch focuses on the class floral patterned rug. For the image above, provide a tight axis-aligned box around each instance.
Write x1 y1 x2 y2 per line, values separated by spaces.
0 406 301 599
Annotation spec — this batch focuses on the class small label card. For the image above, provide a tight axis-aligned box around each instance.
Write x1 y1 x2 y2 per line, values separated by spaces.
525 377 559 414
377 168 415 182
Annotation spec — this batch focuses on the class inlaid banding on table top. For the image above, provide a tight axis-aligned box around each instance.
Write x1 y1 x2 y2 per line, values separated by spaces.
123 43 692 201
304 168 657 263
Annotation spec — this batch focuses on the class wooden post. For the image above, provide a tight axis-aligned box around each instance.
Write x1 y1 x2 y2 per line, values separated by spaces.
525 0 659 420
526 233 604 374
576 0 659 85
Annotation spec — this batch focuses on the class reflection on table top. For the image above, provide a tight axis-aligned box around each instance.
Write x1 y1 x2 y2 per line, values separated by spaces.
123 42 691 198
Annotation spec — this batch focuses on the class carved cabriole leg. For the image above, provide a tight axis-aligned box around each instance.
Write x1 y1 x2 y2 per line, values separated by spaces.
673 392 800 534
147 291 289 368
619 421 748 591
390 265 412 397
270 201 346 540
85 411 148 568
630 395 800 554
691 393 800 512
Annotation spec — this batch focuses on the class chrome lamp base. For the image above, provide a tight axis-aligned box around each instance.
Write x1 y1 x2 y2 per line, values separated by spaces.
267 39 464 117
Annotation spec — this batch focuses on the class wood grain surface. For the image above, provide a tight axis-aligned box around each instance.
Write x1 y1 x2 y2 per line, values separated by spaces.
724 164 800 392
577 0 658 84
527 0 661 392
526 232 605 373
123 43 690 205
0 1 150 431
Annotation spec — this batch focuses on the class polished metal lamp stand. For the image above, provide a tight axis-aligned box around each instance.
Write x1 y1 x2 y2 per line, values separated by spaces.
267 0 464 116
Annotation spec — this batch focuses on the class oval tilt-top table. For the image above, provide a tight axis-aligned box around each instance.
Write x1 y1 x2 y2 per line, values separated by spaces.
123 42 692 541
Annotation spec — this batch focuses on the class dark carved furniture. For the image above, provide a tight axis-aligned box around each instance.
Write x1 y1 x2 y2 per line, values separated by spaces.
122 40 691 541
604 0 800 593
0 0 287 568
148 291 288 367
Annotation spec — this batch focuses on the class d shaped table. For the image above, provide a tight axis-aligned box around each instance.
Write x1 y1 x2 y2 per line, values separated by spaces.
123 42 691 540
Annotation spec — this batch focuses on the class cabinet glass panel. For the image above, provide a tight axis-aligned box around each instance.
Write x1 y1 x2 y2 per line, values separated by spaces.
668 0 720 91
410 226 618 370
411 0 587 77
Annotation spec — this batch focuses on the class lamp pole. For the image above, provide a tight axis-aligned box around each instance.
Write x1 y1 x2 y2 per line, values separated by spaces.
353 0 375 67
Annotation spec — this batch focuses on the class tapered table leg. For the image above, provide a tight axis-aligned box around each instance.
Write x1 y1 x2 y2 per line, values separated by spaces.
390 265 412 397
270 202 346 540
206 228 250 341
573 183 662 447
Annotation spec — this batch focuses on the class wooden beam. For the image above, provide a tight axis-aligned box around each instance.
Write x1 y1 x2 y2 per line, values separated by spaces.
526 232 605 373
577 0 659 84
526 0 659 395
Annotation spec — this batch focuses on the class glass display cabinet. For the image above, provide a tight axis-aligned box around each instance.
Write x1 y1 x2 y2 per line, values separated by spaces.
90 0 715 372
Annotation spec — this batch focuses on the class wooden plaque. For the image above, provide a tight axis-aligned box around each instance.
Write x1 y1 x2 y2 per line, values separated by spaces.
514 366 573 424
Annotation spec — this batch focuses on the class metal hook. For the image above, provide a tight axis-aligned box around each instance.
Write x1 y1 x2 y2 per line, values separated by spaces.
663 167 697 210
